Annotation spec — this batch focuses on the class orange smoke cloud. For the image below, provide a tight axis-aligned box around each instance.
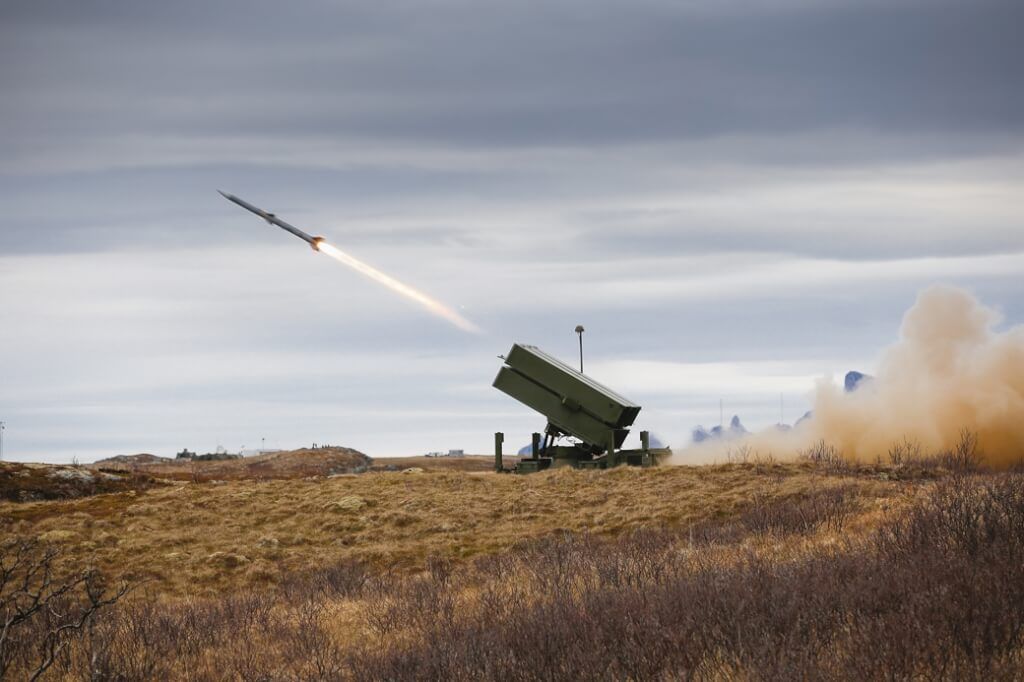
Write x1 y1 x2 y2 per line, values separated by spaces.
680 286 1024 467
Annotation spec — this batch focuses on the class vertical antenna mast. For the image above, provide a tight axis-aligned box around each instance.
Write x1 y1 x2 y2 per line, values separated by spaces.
574 325 585 373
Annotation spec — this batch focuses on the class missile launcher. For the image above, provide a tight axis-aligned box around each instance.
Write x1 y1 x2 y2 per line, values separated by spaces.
493 343 666 473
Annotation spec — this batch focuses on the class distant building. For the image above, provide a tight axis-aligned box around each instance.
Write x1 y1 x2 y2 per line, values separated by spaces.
425 449 465 457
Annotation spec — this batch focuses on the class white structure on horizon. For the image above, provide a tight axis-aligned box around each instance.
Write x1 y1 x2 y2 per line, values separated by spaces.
425 449 466 458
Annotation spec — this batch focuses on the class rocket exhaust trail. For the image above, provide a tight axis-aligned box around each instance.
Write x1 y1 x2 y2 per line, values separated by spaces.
315 241 481 333
219 191 481 334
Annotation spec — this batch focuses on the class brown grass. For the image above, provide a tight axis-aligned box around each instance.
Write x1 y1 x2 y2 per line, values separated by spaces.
8 464 1022 680
369 454 518 472
88 447 500 481
90 446 370 482
0 462 902 598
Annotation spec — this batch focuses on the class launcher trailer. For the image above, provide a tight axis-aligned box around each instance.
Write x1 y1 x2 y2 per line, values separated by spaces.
492 343 667 473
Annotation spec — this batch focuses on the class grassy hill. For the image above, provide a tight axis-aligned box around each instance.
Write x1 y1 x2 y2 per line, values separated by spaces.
2 456 1022 679
92 446 372 481
0 461 161 502
3 461 896 596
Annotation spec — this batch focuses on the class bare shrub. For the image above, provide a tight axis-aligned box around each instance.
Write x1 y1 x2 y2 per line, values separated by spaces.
797 439 860 474
726 444 752 464
345 474 1024 680
281 557 370 605
888 436 923 467
939 428 985 473
741 485 856 535
283 601 344 680
0 539 129 680
14 472 1024 680
370 568 459 637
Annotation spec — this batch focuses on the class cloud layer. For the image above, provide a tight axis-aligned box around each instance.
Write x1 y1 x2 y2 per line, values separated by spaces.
1 0 1022 461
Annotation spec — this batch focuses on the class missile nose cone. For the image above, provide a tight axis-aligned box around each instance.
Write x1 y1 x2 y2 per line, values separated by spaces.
218 189 232 200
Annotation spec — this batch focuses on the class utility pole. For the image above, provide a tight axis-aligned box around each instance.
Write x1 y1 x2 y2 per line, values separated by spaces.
574 325 585 373
0 421 5 461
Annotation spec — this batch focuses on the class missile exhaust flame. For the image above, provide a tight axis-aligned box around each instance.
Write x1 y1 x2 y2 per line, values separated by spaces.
220 190 481 334
315 240 482 334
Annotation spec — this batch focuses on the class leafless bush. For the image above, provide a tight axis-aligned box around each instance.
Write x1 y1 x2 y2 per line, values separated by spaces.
889 436 924 467
726 444 752 463
939 428 985 473
805 431 987 478
281 557 370 605
17 471 1024 680
797 439 861 475
346 474 1024 680
0 539 129 680
886 430 986 476
283 601 344 681
741 485 856 535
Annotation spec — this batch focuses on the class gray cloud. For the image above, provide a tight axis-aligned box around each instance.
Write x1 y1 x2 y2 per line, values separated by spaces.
2 1 1022 149
1 0 1022 461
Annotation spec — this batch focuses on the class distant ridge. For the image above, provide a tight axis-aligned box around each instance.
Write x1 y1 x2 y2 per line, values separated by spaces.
690 369 871 443
844 371 872 392
692 415 748 443
95 453 171 465
92 446 371 481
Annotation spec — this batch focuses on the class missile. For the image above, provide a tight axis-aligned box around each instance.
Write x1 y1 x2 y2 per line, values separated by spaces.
218 190 323 251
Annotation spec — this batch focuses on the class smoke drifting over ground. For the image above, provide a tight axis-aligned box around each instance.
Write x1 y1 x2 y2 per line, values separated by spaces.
681 286 1024 467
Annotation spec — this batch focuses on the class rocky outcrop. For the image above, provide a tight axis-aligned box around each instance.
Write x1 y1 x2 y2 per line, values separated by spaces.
692 415 748 443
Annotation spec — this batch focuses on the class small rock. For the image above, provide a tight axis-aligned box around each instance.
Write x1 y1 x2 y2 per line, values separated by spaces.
323 496 366 512
207 552 250 568
49 469 95 482
39 530 77 543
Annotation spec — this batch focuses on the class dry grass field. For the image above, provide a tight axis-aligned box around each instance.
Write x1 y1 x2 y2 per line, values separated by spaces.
368 454 511 472
3 449 1023 679
3 460 891 597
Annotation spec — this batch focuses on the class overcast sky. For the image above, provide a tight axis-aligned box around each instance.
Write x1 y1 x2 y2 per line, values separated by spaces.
1 0 1022 462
